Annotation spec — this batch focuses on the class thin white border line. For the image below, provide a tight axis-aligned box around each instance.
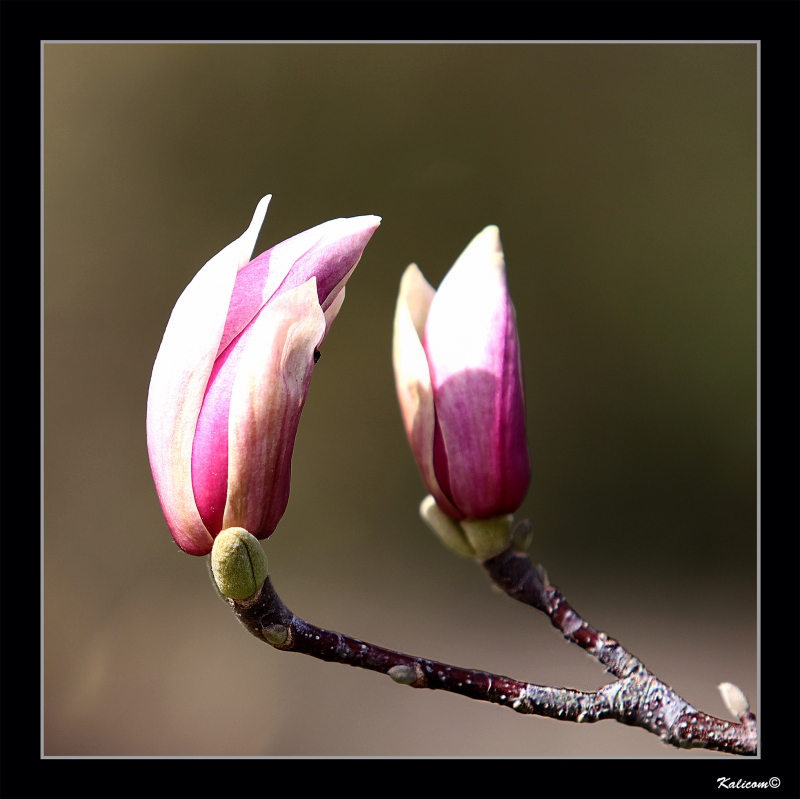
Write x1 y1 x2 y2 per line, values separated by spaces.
755 38 761 759
41 39 761 44
40 40 47 765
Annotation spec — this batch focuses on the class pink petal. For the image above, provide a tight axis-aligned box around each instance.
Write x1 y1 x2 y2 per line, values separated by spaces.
190 333 243 537
217 215 381 358
222 278 326 537
424 226 530 518
146 196 271 556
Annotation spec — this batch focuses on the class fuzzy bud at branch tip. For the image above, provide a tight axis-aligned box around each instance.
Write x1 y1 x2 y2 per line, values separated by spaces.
210 527 269 600
718 682 749 719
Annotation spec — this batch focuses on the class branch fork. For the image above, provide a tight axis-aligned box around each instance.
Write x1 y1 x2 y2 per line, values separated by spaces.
221 527 757 756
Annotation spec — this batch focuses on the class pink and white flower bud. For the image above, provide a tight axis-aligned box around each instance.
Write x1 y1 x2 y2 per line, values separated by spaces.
147 196 380 555
393 226 530 520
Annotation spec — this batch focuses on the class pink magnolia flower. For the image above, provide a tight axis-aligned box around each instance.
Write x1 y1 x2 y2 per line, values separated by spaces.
393 226 530 520
147 196 380 555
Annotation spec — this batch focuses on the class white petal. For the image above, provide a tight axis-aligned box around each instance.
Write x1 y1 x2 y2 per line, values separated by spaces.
393 265 460 517
146 195 271 555
424 225 508 386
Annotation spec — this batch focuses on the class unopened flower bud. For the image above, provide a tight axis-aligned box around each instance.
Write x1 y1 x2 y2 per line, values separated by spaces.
147 195 380 556
210 527 269 600
393 226 530 522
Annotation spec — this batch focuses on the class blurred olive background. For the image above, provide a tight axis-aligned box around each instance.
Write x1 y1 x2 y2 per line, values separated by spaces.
44 44 756 757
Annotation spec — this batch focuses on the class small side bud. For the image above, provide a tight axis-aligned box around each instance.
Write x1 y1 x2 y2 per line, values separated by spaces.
419 495 476 558
210 527 269 600
262 623 289 646
460 515 513 560
388 665 417 685
718 682 750 719
511 519 533 551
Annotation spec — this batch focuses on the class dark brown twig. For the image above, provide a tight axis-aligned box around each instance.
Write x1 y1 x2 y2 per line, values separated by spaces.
228 563 757 756
481 543 757 755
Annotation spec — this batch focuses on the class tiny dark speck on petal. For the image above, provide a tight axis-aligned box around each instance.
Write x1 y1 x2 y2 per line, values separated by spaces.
313 349 321 363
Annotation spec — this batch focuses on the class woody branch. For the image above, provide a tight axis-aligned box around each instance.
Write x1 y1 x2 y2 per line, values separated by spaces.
226 556 756 757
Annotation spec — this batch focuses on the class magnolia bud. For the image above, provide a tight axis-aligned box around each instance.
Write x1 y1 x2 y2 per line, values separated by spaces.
147 196 380 556
393 227 530 522
210 527 269 600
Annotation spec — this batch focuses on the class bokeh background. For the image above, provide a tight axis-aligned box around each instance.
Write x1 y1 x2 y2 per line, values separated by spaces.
44 43 757 757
